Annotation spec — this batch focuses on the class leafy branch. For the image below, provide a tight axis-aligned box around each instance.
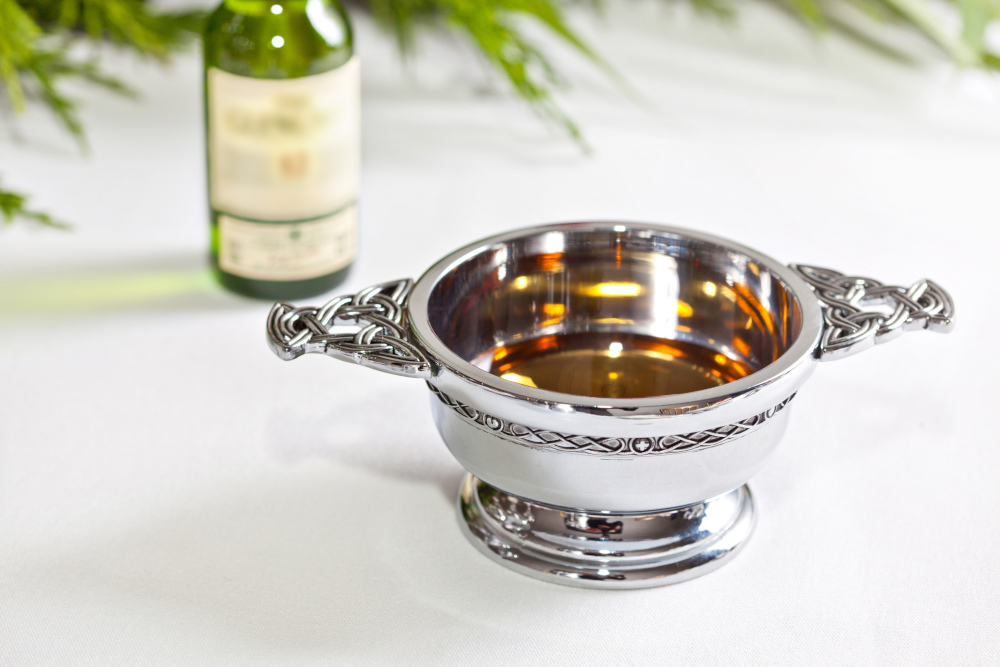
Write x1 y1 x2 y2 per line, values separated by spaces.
362 0 1000 139
3 0 1000 227
0 0 203 227
362 0 614 142
0 180 68 228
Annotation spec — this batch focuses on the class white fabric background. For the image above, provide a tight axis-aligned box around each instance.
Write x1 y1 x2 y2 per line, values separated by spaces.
1 4 998 664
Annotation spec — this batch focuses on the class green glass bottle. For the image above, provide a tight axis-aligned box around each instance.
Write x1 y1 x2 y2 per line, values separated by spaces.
203 0 358 300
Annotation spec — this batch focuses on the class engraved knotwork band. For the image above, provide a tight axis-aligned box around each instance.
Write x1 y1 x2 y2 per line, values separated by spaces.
429 383 795 456
790 264 954 361
266 279 432 378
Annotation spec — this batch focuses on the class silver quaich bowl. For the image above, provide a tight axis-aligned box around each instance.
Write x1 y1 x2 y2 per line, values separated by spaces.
266 222 954 589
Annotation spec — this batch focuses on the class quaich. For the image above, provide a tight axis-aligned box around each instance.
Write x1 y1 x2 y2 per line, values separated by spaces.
266 222 954 589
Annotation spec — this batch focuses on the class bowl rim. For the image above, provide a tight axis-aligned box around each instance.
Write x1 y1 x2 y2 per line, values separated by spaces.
408 221 823 411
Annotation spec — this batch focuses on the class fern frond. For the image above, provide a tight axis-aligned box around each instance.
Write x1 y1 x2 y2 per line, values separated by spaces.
0 181 68 228
22 0 205 58
0 0 201 228
17 42 137 147
774 0 1000 66
364 0 601 143
1 0 200 145
0 0 44 111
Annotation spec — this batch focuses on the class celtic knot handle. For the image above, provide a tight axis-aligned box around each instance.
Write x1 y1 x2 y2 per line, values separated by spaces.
266 279 433 378
790 264 954 361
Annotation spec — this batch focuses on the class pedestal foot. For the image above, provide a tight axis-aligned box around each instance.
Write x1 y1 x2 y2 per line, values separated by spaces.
457 474 755 589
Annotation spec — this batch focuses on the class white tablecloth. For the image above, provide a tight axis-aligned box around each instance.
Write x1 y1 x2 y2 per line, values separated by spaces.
2 4 998 664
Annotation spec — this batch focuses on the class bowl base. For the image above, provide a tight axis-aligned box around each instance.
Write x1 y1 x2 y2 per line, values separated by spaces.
457 474 755 589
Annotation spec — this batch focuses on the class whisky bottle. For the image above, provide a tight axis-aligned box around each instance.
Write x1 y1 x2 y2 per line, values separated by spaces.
203 0 358 299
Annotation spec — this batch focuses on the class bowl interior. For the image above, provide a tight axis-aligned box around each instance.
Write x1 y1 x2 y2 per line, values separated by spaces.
426 226 803 398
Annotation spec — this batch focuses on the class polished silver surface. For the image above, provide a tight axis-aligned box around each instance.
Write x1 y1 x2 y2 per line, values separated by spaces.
265 221 955 588
408 223 821 418
267 279 432 378
790 264 955 360
429 382 796 457
429 382 794 511
458 475 755 589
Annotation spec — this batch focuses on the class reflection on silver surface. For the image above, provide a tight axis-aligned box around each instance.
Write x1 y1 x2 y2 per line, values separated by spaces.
428 382 796 456
425 228 800 382
266 221 955 588
459 474 755 589
790 264 954 360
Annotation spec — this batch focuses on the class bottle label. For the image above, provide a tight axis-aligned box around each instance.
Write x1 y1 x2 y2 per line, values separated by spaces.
207 59 360 280
218 206 357 281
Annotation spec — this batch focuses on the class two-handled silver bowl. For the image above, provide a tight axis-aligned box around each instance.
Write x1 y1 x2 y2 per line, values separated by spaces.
266 222 954 588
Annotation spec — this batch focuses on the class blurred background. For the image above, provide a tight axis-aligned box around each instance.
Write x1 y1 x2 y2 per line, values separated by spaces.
1 1 998 664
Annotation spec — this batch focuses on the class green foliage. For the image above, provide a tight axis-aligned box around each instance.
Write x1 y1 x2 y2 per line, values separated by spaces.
22 0 204 56
363 0 615 141
3 0 1000 148
2 0 1000 228
785 0 1000 66
0 0 202 227
0 0 42 113
683 0 737 21
0 0 202 145
0 180 68 228
361 0 1000 140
